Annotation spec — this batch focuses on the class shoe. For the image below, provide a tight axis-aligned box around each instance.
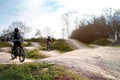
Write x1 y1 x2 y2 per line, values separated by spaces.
14 57 17 59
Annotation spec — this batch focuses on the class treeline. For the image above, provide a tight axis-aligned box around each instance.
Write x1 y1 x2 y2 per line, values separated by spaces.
0 21 30 42
71 9 120 43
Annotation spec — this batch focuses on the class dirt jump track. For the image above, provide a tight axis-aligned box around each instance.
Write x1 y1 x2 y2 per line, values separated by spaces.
36 47 120 80
0 40 120 80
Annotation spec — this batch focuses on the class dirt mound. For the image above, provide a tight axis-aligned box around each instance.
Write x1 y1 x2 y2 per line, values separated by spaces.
66 39 88 49
36 47 120 80
39 50 61 57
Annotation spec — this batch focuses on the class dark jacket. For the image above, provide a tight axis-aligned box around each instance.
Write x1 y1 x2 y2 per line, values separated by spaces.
11 32 23 43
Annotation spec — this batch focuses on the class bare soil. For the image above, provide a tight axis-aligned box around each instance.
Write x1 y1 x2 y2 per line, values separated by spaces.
36 47 120 80
0 40 120 80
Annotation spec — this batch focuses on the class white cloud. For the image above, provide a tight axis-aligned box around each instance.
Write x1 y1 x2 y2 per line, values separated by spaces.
0 25 7 34
1 0 120 38
15 0 64 38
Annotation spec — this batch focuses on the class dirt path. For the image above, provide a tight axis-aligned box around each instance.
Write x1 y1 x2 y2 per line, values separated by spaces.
0 40 120 80
0 52 33 64
31 42 41 48
39 50 61 57
66 39 88 49
0 42 39 64
35 47 120 80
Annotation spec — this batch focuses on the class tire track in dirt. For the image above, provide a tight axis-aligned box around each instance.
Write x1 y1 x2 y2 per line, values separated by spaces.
0 52 32 64
35 47 120 80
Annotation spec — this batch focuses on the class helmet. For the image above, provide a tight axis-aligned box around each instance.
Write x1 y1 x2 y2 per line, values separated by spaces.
48 36 50 39
14 28 19 32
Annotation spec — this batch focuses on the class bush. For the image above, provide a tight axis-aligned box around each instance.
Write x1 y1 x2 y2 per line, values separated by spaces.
40 39 74 53
0 63 87 80
51 40 74 53
25 38 47 45
22 42 31 47
26 49 47 59
0 42 12 48
91 38 112 46
25 38 57 47
71 16 108 43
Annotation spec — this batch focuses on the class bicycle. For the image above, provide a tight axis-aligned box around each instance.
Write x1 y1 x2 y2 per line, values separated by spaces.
11 46 25 62
46 42 51 51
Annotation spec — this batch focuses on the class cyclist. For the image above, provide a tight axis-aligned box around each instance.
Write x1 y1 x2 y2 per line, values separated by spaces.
11 28 23 59
46 36 51 51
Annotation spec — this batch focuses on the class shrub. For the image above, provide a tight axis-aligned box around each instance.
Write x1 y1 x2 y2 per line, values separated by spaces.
40 39 74 53
71 16 108 43
91 38 112 46
22 42 31 47
0 42 12 48
0 63 87 80
26 49 47 59
51 40 74 53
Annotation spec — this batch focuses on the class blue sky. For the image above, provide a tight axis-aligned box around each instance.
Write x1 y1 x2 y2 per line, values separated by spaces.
0 0 20 31
0 0 120 38
0 0 61 26
0 0 64 38
42 0 63 12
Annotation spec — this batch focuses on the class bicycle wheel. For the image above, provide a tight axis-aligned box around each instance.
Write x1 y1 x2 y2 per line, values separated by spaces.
47 43 51 51
11 53 15 60
11 50 15 60
19 48 25 62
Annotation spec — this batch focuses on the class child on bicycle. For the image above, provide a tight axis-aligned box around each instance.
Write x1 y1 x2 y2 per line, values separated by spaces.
46 36 51 51
11 28 23 58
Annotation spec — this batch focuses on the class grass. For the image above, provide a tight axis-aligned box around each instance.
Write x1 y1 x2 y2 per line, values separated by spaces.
51 39 74 53
0 41 31 48
85 44 96 48
0 41 12 48
41 39 74 53
22 42 31 47
26 38 74 53
0 63 88 80
25 38 46 46
91 38 112 46
26 49 47 59
25 38 45 42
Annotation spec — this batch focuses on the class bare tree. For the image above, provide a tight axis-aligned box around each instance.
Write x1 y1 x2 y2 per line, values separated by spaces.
102 8 114 39
112 9 120 40
74 17 79 29
1 29 13 41
8 21 30 37
35 29 42 38
62 13 70 39
61 28 65 39
102 8 120 40
71 16 108 43
62 11 77 39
